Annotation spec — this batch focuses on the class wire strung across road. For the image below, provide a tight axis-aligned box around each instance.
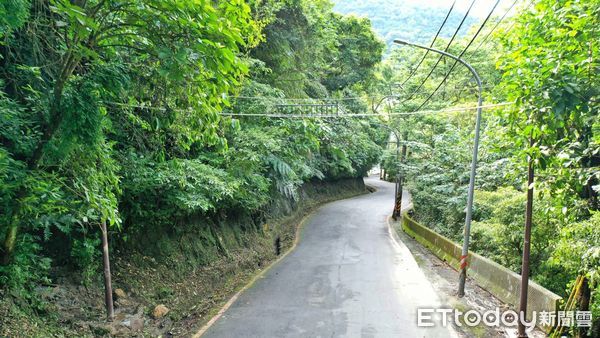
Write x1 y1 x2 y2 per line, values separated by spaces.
471 0 520 53
451 0 531 101
414 0 501 111
399 0 457 87
219 102 514 118
103 82 504 113
400 0 477 104
228 83 501 102
494 0 536 39
102 100 514 124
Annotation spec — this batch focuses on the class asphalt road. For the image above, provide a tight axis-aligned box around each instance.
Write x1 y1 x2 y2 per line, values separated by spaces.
202 176 456 338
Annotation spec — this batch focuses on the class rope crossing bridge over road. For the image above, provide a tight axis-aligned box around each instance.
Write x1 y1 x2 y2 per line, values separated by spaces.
219 99 513 118
222 97 353 118
104 97 514 118
273 102 343 117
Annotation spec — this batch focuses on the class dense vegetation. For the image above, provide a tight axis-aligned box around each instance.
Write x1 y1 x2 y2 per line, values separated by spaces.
1 0 598 336
0 0 385 334
381 0 599 334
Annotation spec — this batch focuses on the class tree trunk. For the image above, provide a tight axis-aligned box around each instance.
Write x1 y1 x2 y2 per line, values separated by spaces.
579 278 591 338
100 220 115 320
518 137 535 338
2 217 18 265
2 51 80 265
1 186 27 265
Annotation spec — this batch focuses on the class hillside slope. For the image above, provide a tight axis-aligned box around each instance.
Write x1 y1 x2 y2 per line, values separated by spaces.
332 0 479 51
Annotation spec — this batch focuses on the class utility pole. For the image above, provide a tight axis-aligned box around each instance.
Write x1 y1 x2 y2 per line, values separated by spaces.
392 134 402 220
370 120 403 219
518 136 535 337
393 39 483 297
385 98 403 220
100 220 114 320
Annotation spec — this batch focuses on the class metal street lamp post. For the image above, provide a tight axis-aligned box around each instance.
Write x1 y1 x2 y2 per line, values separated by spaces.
393 39 483 297
372 95 401 114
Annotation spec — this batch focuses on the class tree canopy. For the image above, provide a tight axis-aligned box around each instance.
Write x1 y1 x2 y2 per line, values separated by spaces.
0 1 385 333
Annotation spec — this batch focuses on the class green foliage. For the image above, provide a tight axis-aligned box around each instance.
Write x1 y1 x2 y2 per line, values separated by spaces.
1 0 595 334
496 1 600 326
0 233 51 309
71 236 101 286
0 0 30 38
392 113 477 239
498 0 600 216
251 0 383 98
0 0 261 305
551 212 600 332
121 157 239 226
1 0 385 315
322 14 384 91
470 188 560 278
250 0 327 97
377 0 600 331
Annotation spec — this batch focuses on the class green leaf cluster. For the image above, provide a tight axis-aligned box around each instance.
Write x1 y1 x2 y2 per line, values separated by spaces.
0 0 386 318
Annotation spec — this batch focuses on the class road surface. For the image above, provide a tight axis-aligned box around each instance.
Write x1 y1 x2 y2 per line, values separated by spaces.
202 176 455 337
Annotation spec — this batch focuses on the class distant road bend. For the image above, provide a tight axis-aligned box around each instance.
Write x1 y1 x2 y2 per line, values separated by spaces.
201 176 456 337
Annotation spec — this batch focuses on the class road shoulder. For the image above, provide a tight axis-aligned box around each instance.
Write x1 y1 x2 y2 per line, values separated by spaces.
387 216 546 338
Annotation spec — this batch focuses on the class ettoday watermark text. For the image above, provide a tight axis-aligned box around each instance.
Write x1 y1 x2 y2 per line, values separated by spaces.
417 307 592 329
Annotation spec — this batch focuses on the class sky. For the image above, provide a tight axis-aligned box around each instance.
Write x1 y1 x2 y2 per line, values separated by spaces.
404 0 518 18
332 0 520 19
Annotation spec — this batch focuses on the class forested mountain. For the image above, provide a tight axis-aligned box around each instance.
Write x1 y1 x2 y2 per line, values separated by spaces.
332 0 478 51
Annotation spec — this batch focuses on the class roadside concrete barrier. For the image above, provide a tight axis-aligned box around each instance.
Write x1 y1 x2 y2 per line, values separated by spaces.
401 214 562 331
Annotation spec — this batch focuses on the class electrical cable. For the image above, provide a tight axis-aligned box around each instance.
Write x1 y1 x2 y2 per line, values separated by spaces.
498 0 536 38
451 0 537 101
399 0 457 87
414 0 501 110
217 102 514 118
399 0 478 105
471 0 520 53
103 101 513 117
229 83 500 102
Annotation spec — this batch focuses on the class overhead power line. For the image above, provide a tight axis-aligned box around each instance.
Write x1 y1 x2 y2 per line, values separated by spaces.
103 100 513 118
415 0 501 110
219 102 514 118
471 0 520 53
399 0 457 87
229 84 500 102
498 0 536 38
103 86 501 112
400 0 478 104
451 0 536 100
101 83 506 117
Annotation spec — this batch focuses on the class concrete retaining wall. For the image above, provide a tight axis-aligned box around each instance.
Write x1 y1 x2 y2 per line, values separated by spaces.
401 215 561 331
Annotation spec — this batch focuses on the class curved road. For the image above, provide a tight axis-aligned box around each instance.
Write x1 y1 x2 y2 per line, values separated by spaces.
202 176 455 337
